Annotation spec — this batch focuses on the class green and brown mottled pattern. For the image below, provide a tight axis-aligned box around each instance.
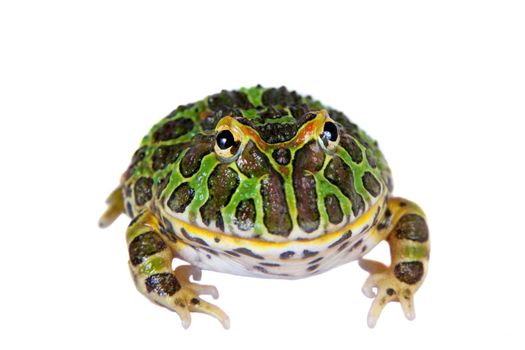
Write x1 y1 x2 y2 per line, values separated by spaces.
122 86 391 242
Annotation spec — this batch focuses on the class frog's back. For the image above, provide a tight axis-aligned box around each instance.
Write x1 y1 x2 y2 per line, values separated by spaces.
121 86 391 244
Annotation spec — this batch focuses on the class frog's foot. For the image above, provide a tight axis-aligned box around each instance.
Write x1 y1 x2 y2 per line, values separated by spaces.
99 186 124 228
169 265 230 329
126 210 230 329
359 197 430 328
359 259 416 328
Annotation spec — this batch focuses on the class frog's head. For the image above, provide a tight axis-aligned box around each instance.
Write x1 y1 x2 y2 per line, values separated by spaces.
203 102 388 240
156 87 390 241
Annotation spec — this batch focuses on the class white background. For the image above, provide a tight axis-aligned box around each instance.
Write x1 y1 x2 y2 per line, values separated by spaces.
1 1 524 349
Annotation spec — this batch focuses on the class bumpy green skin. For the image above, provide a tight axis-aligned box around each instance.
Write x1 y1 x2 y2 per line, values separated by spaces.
122 86 391 241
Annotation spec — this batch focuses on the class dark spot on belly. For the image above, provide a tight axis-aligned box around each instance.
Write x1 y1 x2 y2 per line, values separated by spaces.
233 247 264 260
180 227 209 247
225 250 241 257
253 265 268 273
328 230 353 248
302 250 319 258
260 262 280 267
338 241 350 252
307 264 320 272
280 251 295 259
308 257 323 265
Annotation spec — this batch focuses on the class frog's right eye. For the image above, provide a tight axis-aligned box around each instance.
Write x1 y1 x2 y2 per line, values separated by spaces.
216 130 235 149
214 128 242 161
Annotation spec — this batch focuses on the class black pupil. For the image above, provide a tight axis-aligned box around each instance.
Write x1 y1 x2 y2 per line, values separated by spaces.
216 130 234 150
323 122 338 142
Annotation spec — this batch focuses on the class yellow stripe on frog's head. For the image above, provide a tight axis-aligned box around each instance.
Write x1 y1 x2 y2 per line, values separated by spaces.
215 110 330 153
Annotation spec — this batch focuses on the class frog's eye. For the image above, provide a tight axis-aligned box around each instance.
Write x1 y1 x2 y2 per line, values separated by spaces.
214 128 242 161
319 121 339 152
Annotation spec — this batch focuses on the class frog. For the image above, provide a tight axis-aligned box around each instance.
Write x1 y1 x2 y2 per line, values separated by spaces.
99 86 430 329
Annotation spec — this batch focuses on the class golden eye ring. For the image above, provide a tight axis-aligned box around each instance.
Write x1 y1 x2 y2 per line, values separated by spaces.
318 120 340 153
214 125 242 161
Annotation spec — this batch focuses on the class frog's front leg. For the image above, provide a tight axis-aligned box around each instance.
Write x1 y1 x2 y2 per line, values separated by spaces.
359 198 430 328
126 210 230 329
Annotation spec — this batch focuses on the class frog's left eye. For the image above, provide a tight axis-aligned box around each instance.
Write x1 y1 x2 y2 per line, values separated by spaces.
319 121 340 152
214 128 242 161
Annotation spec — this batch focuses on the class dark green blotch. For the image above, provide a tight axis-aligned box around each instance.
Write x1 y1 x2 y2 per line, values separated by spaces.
153 118 193 142
124 146 147 180
260 170 293 236
324 157 365 216
394 214 429 243
293 141 324 233
167 183 195 213
394 261 424 285
235 198 256 231
180 135 214 177
340 134 363 164
200 164 239 226
272 148 291 165
134 177 153 206
324 194 344 225
145 273 181 296
236 141 270 178
152 143 189 171
254 122 299 144
262 86 301 107
207 89 253 113
129 232 167 266
362 171 381 197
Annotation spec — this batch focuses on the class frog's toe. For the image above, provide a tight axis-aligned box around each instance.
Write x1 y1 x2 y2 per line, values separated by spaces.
173 265 229 329
359 259 417 328
188 297 231 329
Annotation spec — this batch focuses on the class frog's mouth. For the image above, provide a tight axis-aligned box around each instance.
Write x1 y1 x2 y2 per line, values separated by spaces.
162 190 386 250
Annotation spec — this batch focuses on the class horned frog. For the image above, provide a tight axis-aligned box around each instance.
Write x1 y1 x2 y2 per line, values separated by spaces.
100 86 430 329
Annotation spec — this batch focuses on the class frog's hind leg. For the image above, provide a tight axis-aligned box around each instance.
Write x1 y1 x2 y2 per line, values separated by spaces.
99 186 125 228
359 198 430 328
126 210 230 329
